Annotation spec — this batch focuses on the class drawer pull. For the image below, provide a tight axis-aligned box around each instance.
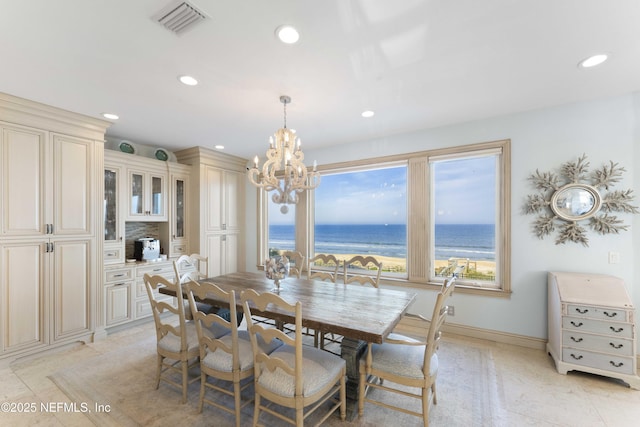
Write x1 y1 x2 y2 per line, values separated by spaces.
113 273 125 278
575 308 589 314
609 342 623 349
570 353 583 360
113 282 125 286
570 321 583 327
570 337 583 343
603 311 617 318
153 268 162 272
609 361 624 368
609 326 624 333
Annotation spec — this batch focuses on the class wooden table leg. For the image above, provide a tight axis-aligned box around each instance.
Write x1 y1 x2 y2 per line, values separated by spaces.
340 337 367 421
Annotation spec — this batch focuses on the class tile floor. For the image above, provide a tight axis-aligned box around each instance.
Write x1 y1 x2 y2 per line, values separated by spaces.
2 321 640 426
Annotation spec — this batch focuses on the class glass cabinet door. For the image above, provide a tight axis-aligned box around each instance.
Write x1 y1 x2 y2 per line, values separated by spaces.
151 175 163 215
104 169 118 241
175 179 185 238
130 173 144 215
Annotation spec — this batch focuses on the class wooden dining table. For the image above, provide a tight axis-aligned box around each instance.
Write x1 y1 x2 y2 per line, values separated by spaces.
160 271 417 419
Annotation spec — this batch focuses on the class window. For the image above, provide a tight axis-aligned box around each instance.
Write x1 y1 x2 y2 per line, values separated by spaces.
256 139 510 295
268 196 296 257
314 166 407 276
430 151 501 289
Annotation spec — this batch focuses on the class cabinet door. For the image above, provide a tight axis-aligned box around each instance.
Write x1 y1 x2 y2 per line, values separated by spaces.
52 134 93 236
128 170 146 219
0 241 47 354
204 168 240 232
104 164 121 243
205 233 238 277
126 169 167 221
223 171 240 231
105 282 132 326
204 167 223 232
0 123 48 238
52 239 91 341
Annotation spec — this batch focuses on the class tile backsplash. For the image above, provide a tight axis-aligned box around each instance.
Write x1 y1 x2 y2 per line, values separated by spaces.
125 222 160 258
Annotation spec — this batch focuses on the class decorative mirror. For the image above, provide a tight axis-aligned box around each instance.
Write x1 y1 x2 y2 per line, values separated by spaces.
525 154 638 246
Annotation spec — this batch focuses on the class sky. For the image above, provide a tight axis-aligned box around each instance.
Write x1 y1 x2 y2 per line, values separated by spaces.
269 157 496 225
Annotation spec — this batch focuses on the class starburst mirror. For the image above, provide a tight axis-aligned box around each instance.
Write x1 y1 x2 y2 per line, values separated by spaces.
525 154 638 246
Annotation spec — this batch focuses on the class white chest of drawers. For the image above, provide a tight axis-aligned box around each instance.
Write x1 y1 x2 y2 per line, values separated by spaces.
547 271 640 389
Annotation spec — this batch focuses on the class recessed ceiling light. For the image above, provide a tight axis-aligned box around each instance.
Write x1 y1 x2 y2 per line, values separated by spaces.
578 54 608 68
214 145 224 150
361 110 375 118
275 25 300 44
178 75 198 86
102 113 119 120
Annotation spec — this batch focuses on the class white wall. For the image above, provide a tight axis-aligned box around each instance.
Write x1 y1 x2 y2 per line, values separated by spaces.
244 93 639 342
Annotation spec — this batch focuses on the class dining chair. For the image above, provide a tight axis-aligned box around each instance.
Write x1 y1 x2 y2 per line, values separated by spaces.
174 253 243 325
241 289 347 426
186 279 282 427
358 276 456 427
307 253 340 283
143 273 203 403
343 255 383 288
174 254 211 319
282 250 305 279
307 254 341 349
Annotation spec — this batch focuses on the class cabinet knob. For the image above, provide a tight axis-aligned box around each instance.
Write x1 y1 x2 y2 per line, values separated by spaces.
570 336 583 343
609 361 624 368
609 342 623 349
609 326 624 333
603 311 617 318
569 353 583 360
570 321 583 327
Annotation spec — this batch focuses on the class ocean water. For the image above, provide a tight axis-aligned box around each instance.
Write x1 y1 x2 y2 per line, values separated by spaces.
268 223 495 261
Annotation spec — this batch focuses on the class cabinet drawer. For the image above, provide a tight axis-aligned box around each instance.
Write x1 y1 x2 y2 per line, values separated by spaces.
562 348 634 375
562 331 634 356
136 263 174 278
105 268 134 283
172 243 188 256
104 248 123 263
562 316 633 338
566 304 630 322
136 295 172 319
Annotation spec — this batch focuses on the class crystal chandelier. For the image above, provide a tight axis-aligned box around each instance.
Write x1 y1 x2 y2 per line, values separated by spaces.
248 95 320 214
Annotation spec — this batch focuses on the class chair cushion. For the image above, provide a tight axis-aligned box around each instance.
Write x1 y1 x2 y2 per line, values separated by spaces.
201 331 282 372
257 345 345 397
158 321 200 353
365 334 438 380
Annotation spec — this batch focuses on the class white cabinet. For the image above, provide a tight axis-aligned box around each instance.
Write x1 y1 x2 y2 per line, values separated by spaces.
104 267 134 326
126 167 168 221
159 163 191 258
0 92 110 361
175 147 246 276
103 161 125 264
133 261 175 320
547 271 640 389
204 167 240 233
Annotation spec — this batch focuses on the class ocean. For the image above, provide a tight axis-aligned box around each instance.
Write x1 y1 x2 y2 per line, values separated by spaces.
268 223 495 261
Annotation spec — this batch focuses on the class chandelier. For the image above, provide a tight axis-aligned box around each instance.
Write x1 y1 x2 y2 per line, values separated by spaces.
248 95 320 214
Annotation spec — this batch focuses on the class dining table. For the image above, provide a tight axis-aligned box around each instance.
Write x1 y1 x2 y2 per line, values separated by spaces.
160 270 417 419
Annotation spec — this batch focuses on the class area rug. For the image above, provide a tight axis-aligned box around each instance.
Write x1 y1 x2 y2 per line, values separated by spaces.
49 334 499 426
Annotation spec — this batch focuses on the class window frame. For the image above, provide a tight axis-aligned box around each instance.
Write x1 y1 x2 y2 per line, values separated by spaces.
255 139 511 297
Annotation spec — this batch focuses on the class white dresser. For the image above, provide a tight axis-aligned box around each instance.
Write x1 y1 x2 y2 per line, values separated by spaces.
547 271 640 389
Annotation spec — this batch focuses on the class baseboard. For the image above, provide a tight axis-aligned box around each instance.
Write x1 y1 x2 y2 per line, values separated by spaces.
396 314 547 350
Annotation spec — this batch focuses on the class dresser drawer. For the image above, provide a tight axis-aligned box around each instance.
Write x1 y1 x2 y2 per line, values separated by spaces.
562 331 634 356
566 304 630 322
172 243 188 256
562 316 633 338
562 348 635 375
105 268 134 284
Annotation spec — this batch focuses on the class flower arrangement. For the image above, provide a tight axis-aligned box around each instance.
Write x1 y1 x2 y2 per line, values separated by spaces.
265 255 290 286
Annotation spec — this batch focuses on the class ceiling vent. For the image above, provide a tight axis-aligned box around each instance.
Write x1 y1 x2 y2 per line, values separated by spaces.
153 1 208 35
